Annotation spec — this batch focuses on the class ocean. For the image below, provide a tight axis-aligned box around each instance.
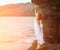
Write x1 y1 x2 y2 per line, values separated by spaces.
0 17 36 50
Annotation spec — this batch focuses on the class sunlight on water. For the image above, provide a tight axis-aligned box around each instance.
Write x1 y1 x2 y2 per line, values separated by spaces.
0 17 35 50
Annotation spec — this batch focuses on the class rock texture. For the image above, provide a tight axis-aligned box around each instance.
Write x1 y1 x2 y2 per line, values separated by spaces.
31 0 60 50
27 40 37 50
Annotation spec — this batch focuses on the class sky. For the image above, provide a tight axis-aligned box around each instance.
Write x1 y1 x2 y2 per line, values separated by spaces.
0 0 31 6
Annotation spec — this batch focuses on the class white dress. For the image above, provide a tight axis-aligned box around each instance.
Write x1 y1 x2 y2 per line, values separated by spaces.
34 19 44 45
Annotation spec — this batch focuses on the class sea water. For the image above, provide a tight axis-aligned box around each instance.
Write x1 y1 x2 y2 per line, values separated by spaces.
0 16 36 50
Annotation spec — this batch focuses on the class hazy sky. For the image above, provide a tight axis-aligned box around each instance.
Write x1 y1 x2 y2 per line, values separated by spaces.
0 0 31 5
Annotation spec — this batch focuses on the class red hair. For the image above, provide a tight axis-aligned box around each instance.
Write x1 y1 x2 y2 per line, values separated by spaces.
37 13 42 21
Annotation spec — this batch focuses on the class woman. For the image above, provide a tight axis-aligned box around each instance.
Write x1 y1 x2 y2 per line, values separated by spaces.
34 6 44 45
27 5 44 50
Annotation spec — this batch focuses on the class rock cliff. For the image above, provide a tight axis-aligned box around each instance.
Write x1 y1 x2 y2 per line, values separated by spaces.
31 0 60 50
